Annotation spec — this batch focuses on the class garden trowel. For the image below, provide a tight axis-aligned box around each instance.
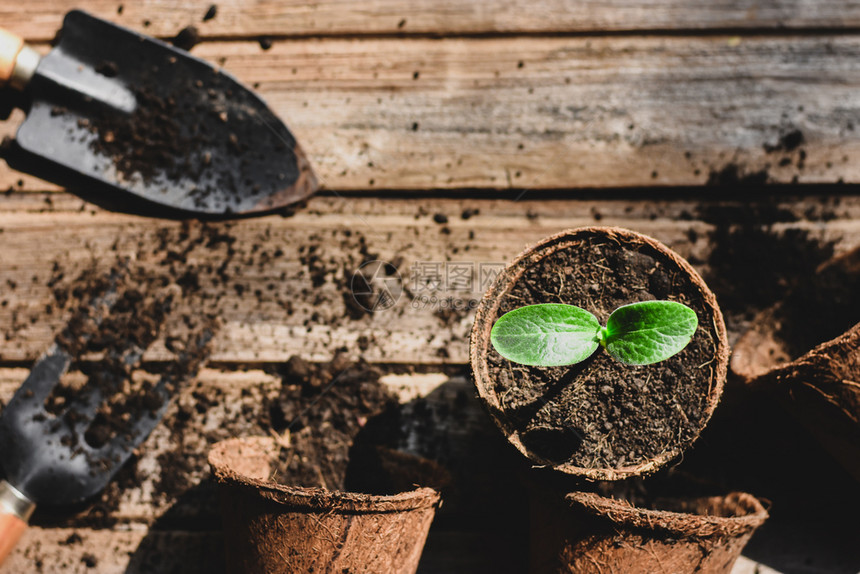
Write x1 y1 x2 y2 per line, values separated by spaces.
0 10 317 218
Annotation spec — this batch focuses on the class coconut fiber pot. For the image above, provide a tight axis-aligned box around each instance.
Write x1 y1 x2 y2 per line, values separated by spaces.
732 245 860 482
471 227 729 481
208 437 441 574
529 489 768 574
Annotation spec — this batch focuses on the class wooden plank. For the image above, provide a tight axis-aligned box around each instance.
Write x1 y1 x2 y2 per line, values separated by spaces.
2 527 782 574
5 0 860 42
2 36 860 193
0 367 283 525
0 372 804 574
0 206 851 573
0 193 858 366
5 527 225 573
0 367 470 522
0 367 485 527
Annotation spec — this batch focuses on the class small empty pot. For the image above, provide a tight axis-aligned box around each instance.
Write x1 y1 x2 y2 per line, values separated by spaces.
208 437 441 574
732 246 860 482
530 488 768 574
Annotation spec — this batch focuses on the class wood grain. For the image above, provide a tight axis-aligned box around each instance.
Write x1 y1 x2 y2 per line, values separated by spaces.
2 36 859 193
0 526 781 573
0 1 854 570
0 194 850 573
4 527 225 573
0 194 857 365
5 0 860 42
0 366 470 524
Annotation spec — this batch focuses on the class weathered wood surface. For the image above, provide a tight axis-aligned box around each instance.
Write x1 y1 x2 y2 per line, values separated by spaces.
0 527 781 574
1 0 859 571
3 528 223 574
3 35 860 192
7 0 860 42
1 194 857 365
4 365 851 574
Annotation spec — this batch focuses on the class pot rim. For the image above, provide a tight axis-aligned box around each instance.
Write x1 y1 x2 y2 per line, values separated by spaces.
565 490 769 539
208 436 441 514
733 312 860 388
731 245 860 385
469 226 729 481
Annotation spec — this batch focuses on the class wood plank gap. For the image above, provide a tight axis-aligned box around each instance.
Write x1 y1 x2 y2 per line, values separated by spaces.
114 26 860 42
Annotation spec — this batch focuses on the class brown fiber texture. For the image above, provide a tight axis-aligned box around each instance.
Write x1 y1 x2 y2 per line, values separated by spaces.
529 489 768 574
208 437 441 574
471 227 729 481
732 246 860 482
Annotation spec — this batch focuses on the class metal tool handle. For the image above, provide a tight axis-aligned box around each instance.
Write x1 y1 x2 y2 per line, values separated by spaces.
0 480 34 565
0 28 40 90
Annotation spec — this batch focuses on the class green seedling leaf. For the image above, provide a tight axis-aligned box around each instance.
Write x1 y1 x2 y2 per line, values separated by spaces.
490 304 601 367
600 301 698 366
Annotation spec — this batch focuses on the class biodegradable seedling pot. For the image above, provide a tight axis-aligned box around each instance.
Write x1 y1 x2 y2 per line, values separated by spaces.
732 246 860 482
208 437 441 574
471 227 729 480
529 488 768 574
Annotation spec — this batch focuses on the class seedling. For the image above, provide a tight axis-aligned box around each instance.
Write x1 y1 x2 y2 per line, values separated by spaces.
490 300 697 367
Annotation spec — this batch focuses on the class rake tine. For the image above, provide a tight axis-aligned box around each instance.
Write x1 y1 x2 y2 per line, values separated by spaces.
18 265 127 408
8 345 71 406
97 326 216 460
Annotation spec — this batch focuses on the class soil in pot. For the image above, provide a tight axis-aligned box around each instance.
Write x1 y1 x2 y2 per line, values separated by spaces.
264 353 451 494
472 227 728 480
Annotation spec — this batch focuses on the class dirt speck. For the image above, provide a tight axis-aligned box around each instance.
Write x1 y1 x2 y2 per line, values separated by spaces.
706 164 768 187
764 129 805 153
171 26 201 51
258 36 273 51
95 61 118 78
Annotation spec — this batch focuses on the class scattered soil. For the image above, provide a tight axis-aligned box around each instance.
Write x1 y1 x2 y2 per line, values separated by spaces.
706 164 769 187
20 221 288 526
49 37 304 214
94 61 118 78
697 200 835 333
5 197 855 571
484 233 719 470
60 532 83 545
87 87 189 180
265 353 400 491
764 129 805 154
171 26 201 51
84 81 220 204
297 230 410 322
27 250 219 489
80 553 98 568
258 36 273 51
760 245 860 363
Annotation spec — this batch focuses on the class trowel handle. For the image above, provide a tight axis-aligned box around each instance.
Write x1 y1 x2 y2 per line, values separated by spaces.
0 480 34 565
0 28 40 91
